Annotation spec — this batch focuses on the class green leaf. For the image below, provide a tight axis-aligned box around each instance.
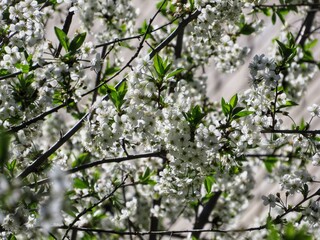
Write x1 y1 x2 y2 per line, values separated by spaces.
156 0 168 15
15 63 30 73
153 53 165 76
139 167 155 185
8 234 17 240
264 157 278 173
138 20 154 39
104 65 120 76
73 178 89 189
117 80 128 102
230 94 238 109
283 222 313 240
276 9 288 25
0 69 10 76
221 97 229 116
239 23 255 35
0 128 11 172
188 0 195 11
72 152 90 168
166 68 184 78
266 217 281 240
69 32 87 52
204 176 215 194
271 11 277 25
305 39 318 50
278 100 298 109
106 81 127 112
6 159 16 171
54 27 69 52
261 8 271 16
234 110 254 118
237 16 255 35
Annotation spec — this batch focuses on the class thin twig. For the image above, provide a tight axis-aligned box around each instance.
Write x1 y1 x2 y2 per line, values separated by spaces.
61 175 128 239
27 151 163 188
149 9 201 59
254 3 320 9
54 3 74 58
261 129 320 134
7 100 72 133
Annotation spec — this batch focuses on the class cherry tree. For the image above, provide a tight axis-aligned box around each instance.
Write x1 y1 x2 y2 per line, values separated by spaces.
0 0 319 239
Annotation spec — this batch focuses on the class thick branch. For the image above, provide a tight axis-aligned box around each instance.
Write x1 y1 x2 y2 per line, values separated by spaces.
192 191 222 239
149 198 162 240
295 0 319 46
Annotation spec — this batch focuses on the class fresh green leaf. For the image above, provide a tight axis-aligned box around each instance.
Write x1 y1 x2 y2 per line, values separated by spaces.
8 234 17 240
69 32 86 52
72 152 90 168
0 69 10 76
230 94 238 109
221 97 229 116
266 217 281 240
166 68 184 78
0 127 11 172
15 63 30 73
305 39 318 50
264 157 278 173
153 53 165 76
278 100 298 109
106 81 127 112
204 176 215 194
276 9 288 25
234 110 254 118
188 0 195 11
73 178 89 189
139 167 156 185
54 27 69 52
283 222 313 240
117 80 128 102
271 11 277 25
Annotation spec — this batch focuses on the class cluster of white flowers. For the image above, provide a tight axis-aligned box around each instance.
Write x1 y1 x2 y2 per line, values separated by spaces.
73 0 137 43
280 170 312 194
185 0 252 72
1 0 320 239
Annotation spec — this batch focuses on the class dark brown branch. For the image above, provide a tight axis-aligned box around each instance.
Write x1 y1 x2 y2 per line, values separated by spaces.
95 17 180 49
56 224 266 236
54 4 74 58
261 129 320 134
296 0 319 46
174 0 187 58
254 3 320 9
149 198 161 240
17 112 88 179
192 191 222 239
91 46 107 105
